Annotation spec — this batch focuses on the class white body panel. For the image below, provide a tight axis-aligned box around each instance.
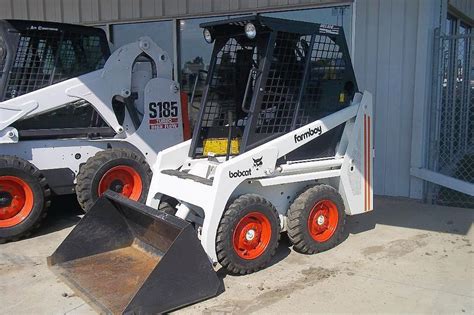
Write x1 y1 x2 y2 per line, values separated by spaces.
146 91 374 262
0 37 184 193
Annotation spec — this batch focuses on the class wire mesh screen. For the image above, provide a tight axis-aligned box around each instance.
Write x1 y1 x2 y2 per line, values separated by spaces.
191 19 356 158
256 32 310 134
297 34 348 127
201 37 258 131
192 36 260 155
4 29 106 100
428 29 474 208
201 37 258 129
254 32 349 135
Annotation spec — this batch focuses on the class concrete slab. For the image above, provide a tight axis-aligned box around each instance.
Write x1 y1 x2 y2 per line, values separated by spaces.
0 196 472 314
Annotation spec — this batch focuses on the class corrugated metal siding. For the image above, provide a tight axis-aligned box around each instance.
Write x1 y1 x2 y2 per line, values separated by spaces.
353 0 441 197
0 0 454 199
448 0 474 20
0 0 350 23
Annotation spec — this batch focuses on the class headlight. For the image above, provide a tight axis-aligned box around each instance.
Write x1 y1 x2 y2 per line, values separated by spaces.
244 23 256 39
203 28 213 43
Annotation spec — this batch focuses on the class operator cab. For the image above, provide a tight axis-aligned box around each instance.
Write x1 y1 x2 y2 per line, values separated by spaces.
190 15 357 161
0 20 112 139
0 20 110 100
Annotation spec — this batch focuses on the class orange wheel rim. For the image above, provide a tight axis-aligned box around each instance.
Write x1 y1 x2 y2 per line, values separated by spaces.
0 176 34 228
308 200 339 242
98 166 142 200
232 211 272 260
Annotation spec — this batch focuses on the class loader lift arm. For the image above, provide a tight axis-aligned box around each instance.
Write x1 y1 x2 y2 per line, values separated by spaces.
0 37 171 141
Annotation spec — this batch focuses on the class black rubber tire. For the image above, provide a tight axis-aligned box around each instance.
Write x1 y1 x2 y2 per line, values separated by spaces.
0 155 51 243
216 194 280 275
287 184 346 254
75 148 152 212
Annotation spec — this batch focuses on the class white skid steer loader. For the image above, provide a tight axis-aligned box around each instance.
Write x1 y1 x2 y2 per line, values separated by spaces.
49 16 373 313
0 20 189 242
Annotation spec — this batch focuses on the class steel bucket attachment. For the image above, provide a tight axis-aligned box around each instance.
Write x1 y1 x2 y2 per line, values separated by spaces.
48 191 222 314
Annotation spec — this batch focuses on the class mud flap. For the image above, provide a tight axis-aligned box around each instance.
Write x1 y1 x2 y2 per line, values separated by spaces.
48 191 222 314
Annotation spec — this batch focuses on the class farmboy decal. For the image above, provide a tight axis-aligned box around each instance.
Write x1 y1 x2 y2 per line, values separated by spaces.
294 126 322 143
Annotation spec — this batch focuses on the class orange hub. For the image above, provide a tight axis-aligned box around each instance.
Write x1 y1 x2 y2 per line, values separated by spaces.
0 176 34 228
308 200 339 242
232 212 272 260
98 166 142 200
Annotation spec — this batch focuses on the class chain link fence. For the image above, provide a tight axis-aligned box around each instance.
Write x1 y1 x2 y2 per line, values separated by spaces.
428 29 473 208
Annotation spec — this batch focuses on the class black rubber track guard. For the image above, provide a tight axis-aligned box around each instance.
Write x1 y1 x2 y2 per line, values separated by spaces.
48 191 222 314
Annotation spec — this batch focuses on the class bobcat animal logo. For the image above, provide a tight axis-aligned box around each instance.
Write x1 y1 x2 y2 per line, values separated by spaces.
253 157 263 169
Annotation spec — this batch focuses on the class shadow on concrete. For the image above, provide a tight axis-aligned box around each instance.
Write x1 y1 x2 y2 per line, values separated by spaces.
216 234 292 279
33 195 83 238
30 194 473 247
268 233 292 266
345 196 473 236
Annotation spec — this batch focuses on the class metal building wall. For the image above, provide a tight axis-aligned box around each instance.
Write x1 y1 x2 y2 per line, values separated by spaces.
353 0 469 198
0 0 472 199
352 0 447 198
448 0 474 19
0 0 349 23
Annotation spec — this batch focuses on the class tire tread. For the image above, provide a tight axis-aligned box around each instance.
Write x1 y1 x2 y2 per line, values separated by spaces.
0 155 50 242
287 185 346 254
216 194 280 275
76 148 152 211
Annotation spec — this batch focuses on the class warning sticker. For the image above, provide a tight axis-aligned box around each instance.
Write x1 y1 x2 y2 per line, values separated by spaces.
319 24 339 35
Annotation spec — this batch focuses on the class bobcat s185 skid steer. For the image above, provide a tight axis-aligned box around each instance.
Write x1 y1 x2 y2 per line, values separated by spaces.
0 20 189 242
49 15 373 313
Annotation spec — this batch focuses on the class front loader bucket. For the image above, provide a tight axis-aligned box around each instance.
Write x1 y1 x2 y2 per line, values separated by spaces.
48 191 222 314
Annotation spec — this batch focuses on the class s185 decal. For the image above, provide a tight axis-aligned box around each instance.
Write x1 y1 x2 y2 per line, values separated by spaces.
149 101 178 118
149 101 179 130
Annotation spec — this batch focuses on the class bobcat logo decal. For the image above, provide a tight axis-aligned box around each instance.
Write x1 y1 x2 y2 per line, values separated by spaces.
252 157 263 170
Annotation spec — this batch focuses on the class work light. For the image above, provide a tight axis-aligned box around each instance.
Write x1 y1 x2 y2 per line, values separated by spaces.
203 28 213 43
245 23 256 39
